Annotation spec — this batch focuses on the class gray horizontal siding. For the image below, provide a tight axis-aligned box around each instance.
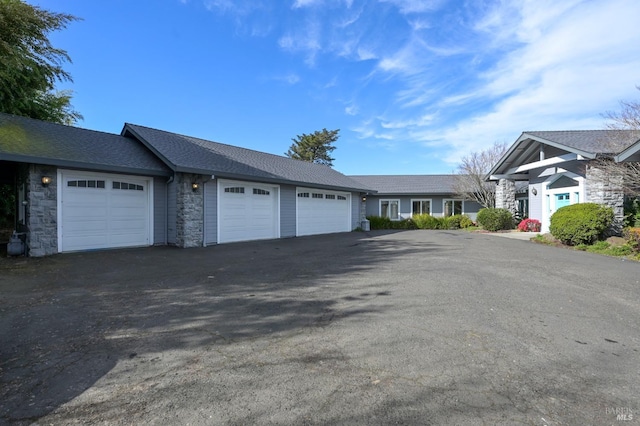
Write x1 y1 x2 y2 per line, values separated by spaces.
153 177 167 245
365 195 483 219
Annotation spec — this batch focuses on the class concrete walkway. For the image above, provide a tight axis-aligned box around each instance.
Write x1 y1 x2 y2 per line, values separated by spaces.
480 230 539 240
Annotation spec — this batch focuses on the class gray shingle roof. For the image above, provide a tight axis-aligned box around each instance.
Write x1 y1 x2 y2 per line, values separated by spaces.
524 130 640 155
349 175 460 195
124 124 370 192
488 129 640 178
0 112 170 176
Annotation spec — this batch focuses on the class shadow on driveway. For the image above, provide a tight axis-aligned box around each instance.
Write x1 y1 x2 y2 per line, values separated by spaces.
0 230 445 424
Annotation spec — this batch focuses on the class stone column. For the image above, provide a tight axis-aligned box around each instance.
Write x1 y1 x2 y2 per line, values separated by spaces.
360 194 367 222
495 179 517 215
26 164 58 257
175 172 204 248
585 163 624 236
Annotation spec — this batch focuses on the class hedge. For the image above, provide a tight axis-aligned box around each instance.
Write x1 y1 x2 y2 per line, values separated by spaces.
367 214 474 230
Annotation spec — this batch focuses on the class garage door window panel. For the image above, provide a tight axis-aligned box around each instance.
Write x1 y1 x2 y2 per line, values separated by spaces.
113 181 143 191
68 180 105 189
225 187 245 194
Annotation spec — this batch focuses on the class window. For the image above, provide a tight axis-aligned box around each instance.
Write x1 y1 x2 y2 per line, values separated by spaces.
312 193 323 199
411 199 431 216
380 199 400 220
253 188 270 195
337 195 347 200
225 187 245 194
517 199 529 218
113 181 143 191
297 192 309 198
68 180 105 189
443 200 463 217
325 194 336 200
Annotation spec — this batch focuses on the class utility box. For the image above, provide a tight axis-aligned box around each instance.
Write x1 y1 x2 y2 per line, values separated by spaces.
361 219 370 232
7 232 25 256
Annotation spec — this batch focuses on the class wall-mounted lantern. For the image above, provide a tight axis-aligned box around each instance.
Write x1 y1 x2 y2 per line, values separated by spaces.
192 182 200 191
41 176 52 186
531 187 537 196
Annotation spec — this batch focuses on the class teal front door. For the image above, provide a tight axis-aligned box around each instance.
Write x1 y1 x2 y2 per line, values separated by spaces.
555 193 570 209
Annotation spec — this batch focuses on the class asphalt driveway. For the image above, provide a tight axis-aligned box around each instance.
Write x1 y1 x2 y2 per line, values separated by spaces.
1 230 639 425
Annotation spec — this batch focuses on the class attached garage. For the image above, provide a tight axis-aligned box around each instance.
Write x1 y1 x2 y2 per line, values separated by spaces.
217 179 279 243
58 170 153 252
296 187 351 236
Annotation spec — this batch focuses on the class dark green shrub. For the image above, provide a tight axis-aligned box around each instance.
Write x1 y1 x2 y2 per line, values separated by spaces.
549 203 614 245
367 216 392 230
404 218 418 230
624 197 640 227
623 227 640 253
476 208 514 232
413 214 445 229
366 216 416 230
390 219 408 229
459 215 474 228
446 214 474 229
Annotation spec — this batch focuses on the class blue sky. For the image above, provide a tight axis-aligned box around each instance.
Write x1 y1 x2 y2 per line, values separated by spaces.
35 0 640 175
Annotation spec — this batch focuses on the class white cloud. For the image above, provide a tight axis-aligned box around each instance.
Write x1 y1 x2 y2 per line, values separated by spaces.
345 105 359 115
273 73 301 84
292 0 322 8
352 0 640 166
278 18 322 66
378 0 445 14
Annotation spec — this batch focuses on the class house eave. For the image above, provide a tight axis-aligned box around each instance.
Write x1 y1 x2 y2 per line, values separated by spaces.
0 152 171 177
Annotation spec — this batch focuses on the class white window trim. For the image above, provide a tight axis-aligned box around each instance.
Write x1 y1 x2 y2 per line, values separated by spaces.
410 198 432 216
442 199 464 217
379 199 401 220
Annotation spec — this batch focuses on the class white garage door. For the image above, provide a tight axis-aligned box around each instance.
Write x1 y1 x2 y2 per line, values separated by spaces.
59 170 152 252
218 179 279 243
296 188 351 236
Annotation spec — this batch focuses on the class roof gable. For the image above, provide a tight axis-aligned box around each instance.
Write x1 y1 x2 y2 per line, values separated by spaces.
0 113 170 176
123 124 370 192
489 129 640 177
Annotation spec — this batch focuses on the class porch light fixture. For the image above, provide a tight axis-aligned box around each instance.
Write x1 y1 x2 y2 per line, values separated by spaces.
361 195 367 202
192 182 199 191
41 176 52 186
531 188 537 196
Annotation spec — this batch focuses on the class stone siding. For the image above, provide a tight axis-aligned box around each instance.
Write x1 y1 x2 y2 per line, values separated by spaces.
26 165 58 257
585 163 624 236
495 179 517 215
175 173 204 248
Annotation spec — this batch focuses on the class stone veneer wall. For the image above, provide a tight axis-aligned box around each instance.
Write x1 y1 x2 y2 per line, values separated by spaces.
360 195 367 223
495 179 517 215
175 172 203 248
585 163 624 236
26 164 58 257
